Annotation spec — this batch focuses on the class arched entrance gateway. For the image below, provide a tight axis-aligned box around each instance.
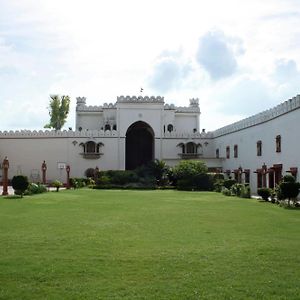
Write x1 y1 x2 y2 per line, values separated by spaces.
125 121 154 170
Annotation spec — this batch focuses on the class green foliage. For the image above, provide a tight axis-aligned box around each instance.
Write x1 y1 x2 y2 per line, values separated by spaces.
44 95 70 130
240 184 251 198
69 178 87 189
11 175 29 198
173 160 212 191
223 179 236 189
277 175 300 206
146 159 170 186
85 168 96 178
257 188 271 201
173 160 208 179
25 183 47 195
52 180 63 192
105 170 139 185
222 187 232 196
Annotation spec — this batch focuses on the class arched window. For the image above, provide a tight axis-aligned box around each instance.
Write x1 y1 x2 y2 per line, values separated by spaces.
276 135 281 153
234 145 238 158
257 140 262 156
186 142 196 154
105 124 111 131
167 124 173 132
112 124 117 130
86 141 96 153
226 146 230 159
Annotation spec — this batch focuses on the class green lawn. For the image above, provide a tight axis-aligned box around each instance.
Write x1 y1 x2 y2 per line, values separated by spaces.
0 189 299 299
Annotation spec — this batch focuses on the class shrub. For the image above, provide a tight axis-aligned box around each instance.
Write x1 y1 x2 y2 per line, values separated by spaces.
277 175 300 206
223 179 236 189
52 180 63 192
213 180 224 192
222 187 231 196
85 168 96 178
257 188 271 201
240 184 251 198
173 160 212 191
106 170 139 185
12 175 29 198
230 183 243 197
25 183 47 195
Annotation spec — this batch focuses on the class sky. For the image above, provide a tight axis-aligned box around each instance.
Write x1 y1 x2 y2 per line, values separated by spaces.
0 0 300 131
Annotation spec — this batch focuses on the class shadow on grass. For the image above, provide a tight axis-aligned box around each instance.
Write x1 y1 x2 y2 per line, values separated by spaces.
2 195 23 200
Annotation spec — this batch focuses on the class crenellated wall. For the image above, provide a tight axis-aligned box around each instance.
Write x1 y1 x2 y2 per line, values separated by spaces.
213 95 300 137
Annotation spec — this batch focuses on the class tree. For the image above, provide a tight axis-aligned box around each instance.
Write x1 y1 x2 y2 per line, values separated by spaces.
12 175 29 198
173 160 212 191
278 175 300 206
44 95 70 130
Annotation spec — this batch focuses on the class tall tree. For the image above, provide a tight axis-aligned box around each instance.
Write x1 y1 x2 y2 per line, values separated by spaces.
44 95 70 130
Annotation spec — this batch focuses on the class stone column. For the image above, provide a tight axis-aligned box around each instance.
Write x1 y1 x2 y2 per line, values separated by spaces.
2 157 9 196
66 165 70 189
41 160 47 185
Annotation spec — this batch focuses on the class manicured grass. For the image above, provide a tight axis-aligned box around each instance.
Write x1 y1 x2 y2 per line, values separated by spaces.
0 189 299 299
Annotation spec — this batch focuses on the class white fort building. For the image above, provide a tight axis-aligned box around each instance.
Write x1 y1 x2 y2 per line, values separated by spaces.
1 94 300 193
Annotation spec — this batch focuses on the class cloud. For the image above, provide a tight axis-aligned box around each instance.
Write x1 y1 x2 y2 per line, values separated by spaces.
196 31 243 80
147 51 193 93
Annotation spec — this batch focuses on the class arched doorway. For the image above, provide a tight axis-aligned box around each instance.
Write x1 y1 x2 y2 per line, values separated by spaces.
125 121 154 170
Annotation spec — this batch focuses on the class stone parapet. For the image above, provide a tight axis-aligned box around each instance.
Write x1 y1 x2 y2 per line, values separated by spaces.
163 131 213 139
213 95 300 137
117 95 164 103
0 130 118 138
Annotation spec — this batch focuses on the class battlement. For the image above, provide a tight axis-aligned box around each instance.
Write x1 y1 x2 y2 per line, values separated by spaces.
213 94 300 137
163 131 213 139
117 95 164 103
0 129 119 138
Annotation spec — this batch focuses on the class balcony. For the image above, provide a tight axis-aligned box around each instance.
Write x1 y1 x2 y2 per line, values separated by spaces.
80 152 103 159
178 153 202 159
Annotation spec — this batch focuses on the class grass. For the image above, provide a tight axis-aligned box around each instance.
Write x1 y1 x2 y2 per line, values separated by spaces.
0 189 299 299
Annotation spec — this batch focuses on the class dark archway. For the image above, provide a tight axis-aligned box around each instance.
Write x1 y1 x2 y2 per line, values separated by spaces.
126 121 154 170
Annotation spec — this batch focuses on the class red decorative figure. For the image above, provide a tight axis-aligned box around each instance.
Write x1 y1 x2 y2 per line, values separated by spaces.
66 165 71 189
41 160 47 185
2 156 9 195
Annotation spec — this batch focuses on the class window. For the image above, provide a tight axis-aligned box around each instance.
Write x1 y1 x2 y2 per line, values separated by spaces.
80 141 104 159
86 141 96 153
234 145 238 158
104 124 111 131
216 148 219 158
226 146 230 159
112 124 117 130
276 135 281 152
193 128 197 133
244 169 250 184
167 124 173 132
186 142 197 154
257 140 262 156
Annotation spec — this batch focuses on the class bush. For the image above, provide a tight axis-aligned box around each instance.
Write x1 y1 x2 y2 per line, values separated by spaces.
223 179 236 189
105 170 139 185
230 183 243 197
173 160 212 191
222 187 231 196
277 175 300 206
257 188 271 201
12 175 29 198
240 184 251 198
25 183 47 195
85 168 96 178
52 180 63 192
